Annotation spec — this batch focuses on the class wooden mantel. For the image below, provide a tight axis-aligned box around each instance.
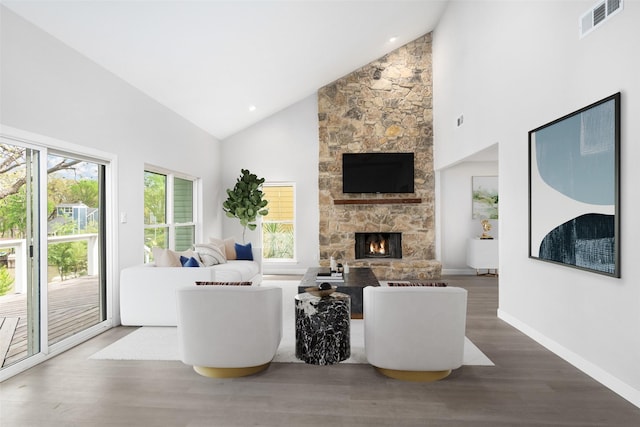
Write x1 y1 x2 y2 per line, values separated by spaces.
333 198 422 205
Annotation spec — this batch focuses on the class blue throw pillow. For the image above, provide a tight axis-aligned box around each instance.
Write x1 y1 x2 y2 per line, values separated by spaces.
180 255 200 267
234 242 253 261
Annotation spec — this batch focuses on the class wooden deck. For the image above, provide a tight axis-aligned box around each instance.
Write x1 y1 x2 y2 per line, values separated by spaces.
0 276 101 367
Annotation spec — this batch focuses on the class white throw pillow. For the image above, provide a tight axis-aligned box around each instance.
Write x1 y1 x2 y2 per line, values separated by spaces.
193 243 226 266
208 239 227 260
209 237 237 260
152 247 181 267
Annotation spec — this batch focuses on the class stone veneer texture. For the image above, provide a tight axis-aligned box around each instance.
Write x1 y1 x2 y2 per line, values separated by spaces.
317 33 441 280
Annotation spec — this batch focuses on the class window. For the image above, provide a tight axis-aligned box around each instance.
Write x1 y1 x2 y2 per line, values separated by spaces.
262 184 295 261
144 168 197 261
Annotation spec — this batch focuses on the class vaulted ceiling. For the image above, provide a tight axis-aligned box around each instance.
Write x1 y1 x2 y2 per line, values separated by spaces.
1 0 449 139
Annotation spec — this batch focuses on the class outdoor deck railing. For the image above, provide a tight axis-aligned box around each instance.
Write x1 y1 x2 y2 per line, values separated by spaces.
0 234 99 294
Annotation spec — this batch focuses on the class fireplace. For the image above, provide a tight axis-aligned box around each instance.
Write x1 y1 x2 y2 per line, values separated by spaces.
355 232 402 259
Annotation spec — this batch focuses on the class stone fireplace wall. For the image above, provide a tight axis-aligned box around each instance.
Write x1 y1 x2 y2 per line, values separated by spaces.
317 33 441 280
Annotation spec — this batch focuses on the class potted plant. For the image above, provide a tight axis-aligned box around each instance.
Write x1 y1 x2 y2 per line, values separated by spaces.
222 169 269 243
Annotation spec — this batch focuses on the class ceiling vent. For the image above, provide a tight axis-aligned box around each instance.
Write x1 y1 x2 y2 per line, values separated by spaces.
580 0 623 38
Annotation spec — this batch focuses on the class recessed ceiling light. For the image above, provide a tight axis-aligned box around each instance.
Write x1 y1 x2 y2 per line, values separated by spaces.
248 105 257 112
389 36 398 43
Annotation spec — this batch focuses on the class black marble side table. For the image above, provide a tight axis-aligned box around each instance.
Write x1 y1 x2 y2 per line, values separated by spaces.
294 292 350 365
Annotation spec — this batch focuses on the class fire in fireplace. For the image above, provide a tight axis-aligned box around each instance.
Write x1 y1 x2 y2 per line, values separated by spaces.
355 232 402 259
369 237 386 256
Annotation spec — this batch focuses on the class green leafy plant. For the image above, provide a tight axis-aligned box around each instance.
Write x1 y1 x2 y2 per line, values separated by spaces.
263 222 294 259
0 265 14 296
222 169 269 243
48 241 87 281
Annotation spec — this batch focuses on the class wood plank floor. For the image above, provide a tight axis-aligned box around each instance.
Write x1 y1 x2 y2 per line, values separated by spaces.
0 276 102 367
1 275 639 426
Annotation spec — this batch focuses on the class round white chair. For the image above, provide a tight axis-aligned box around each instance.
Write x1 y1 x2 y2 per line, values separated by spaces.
363 285 468 381
176 285 282 378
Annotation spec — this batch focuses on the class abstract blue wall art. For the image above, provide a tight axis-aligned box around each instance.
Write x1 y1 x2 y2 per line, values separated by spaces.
529 93 620 277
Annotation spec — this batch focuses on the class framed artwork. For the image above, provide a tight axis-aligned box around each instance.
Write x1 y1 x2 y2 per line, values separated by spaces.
529 92 620 277
472 176 498 219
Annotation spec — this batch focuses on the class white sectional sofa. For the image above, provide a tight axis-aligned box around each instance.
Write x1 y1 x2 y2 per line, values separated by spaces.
120 246 262 326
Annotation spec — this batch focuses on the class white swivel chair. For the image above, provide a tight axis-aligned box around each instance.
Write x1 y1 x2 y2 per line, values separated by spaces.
176 286 282 378
363 285 468 381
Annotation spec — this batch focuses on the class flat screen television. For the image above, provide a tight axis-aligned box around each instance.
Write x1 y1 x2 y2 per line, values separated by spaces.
342 152 414 193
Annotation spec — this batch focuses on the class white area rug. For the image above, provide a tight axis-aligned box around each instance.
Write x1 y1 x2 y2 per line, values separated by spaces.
91 281 494 366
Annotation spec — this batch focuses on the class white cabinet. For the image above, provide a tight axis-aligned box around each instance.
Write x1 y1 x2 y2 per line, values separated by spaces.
466 238 498 275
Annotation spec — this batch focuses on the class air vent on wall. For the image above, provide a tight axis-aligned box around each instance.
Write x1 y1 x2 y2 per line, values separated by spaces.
580 0 623 38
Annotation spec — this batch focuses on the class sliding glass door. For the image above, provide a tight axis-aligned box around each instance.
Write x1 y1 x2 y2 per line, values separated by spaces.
0 140 108 370
46 152 106 346
0 142 41 367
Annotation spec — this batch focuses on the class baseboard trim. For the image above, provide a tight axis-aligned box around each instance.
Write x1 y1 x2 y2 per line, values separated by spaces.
262 267 308 275
497 308 640 409
442 268 476 276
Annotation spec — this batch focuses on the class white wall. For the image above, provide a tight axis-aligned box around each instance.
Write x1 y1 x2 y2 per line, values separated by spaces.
439 160 499 274
434 0 640 406
221 95 320 274
0 7 223 323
